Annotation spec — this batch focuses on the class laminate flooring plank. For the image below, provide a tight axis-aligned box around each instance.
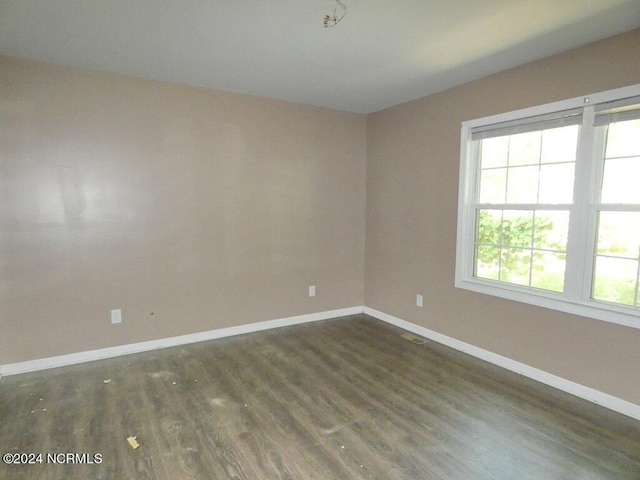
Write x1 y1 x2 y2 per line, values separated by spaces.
336 321 564 475
258 324 455 479
241 335 395 480
1 314 640 479
197 342 340 479
197 354 301 479
280 325 498 480
146 350 252 480
304 316 636 478
278 328 478 451
212 345 361 479
337 316 640 478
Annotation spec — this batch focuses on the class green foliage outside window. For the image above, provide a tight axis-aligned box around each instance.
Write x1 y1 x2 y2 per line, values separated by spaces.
475 210 566 290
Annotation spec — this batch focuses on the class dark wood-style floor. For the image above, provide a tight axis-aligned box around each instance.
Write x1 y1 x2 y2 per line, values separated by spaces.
1 314 639 479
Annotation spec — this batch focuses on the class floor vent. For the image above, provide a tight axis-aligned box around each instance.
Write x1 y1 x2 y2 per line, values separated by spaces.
400 333 427 345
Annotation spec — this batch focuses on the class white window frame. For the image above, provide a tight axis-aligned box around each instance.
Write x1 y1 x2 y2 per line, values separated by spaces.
456 84 640 330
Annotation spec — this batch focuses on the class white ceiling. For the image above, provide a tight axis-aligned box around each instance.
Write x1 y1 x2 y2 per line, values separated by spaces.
1 0 639 113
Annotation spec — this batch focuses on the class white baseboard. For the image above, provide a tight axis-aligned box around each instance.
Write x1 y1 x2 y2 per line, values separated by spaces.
364 307 640 422
0 306 365 377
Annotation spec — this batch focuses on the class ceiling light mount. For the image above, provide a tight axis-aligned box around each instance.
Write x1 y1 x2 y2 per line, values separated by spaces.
323 0 347 28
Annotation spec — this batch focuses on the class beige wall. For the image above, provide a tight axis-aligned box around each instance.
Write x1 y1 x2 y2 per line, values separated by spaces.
0 57 367 364
365 29 640 405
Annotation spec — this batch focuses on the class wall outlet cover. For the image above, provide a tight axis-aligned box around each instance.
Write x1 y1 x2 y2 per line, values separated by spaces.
111 309 122 324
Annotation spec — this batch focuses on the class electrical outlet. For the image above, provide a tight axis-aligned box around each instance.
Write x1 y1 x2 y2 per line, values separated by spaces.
416 294 423 308
309 285 316 297
110 309 122 324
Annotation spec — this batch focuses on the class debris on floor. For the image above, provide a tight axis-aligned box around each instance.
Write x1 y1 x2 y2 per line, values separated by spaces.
127 436 140 449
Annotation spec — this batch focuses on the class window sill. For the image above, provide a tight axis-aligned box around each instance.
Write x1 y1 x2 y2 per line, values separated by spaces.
455 277 640 330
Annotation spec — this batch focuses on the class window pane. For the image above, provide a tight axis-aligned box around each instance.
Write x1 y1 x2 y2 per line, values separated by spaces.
500 248 531 286
541 125 579 163
476 209 502 245
479 168 506 203
473 208 569 292
501 210 533 247
605 119 640 158
506 165 538 203
481 136 509 168
533 211 569 251
538 163 574 204
592 256 638 306
531 251 566 292
478 126 577 207
596 212 640 258
475 245 500 280
601 157 640 204
508 131 541 166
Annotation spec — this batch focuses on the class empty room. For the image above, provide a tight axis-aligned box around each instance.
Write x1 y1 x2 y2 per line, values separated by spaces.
1 1 640 479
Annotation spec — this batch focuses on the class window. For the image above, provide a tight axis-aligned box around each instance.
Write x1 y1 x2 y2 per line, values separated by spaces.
456 85 640 329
